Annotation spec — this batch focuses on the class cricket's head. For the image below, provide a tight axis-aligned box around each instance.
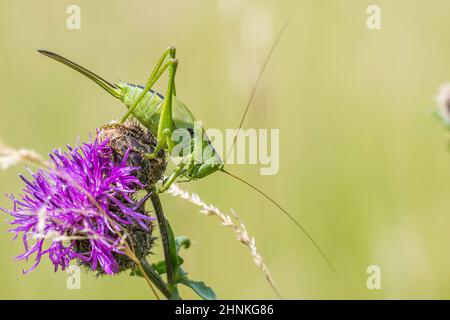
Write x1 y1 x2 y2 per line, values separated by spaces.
37 49 123 100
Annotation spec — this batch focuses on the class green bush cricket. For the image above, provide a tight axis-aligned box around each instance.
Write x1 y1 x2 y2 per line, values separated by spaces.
37 25 338 276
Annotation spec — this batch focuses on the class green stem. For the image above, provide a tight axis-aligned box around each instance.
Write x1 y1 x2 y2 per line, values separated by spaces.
139 258 171 299
148 187 175 285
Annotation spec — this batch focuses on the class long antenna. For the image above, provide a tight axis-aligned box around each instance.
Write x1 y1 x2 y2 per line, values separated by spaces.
225 22 289 163
221 169 339 277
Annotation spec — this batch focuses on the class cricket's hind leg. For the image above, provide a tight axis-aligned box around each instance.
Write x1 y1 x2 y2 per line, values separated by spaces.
121 46 177 123
122 47 183 190
144 55 179 159
145 56 188 192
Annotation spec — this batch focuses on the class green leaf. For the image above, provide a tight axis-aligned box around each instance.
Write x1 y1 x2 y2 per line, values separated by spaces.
169 287 181 300
165 219 179 275
151 256 184 275
176 236 191 253
139 259 172 299
180 278 217 300
129 268 143 277
176 267 216 300
151 260 167 274
151 233 189 275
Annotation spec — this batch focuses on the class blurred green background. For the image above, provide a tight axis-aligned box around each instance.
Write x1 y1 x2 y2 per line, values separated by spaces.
1 0 450 299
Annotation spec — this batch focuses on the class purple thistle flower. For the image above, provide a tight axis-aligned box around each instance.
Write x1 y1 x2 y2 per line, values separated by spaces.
1 138 154 275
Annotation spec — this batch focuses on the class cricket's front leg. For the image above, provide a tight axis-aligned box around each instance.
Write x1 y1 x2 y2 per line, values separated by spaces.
158 162 187 193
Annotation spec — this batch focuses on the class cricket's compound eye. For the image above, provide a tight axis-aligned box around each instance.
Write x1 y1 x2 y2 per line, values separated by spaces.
97 121 167 186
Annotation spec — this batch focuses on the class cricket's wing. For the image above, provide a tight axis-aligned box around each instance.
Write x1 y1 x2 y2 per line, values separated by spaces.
172 96 197 130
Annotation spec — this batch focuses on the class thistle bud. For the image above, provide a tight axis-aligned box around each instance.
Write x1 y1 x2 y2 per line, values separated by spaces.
75 213 156 275
97 121 167 186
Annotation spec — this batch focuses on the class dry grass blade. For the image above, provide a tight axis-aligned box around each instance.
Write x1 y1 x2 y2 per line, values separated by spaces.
0 139 49 170
168 183 282 299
